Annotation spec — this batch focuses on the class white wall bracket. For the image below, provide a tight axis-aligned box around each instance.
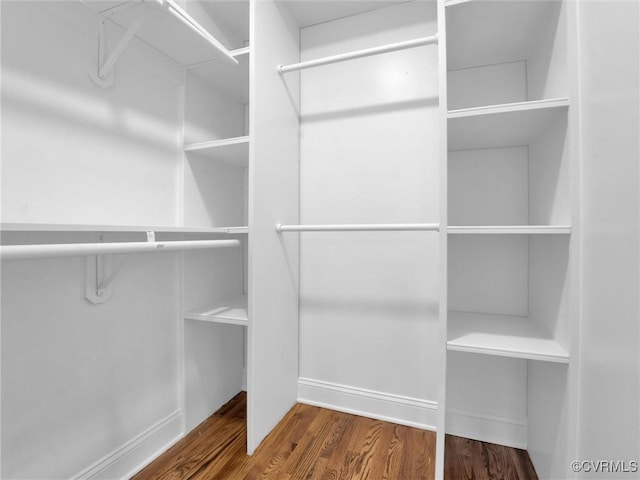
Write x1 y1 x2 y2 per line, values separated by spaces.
85 254 115 304
89 4 152 88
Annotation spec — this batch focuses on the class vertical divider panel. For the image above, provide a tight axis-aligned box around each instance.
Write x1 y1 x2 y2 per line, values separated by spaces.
435 0 448 478
248 0 300 454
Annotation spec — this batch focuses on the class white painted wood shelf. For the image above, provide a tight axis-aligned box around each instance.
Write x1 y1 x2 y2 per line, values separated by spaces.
85 0 237 67
448 98 570 150
1 223 248 234
184 295 248 327
447 311 569 363
184 136 250 167
447 226 571 235
445 0 473 7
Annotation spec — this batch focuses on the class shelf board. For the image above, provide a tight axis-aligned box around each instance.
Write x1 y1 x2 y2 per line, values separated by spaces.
185 295 248 327
445 0 473 7
185 136 249 167
1 223 248 234
447 311 569 363
448 225 571 235
85 0 237 67
448 98 569 119
448 98 570 150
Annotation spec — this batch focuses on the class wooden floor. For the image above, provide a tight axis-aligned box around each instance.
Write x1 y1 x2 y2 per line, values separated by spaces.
132 393 537 480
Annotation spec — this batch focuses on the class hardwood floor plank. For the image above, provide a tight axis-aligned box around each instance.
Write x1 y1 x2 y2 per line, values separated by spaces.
133 394 538 480
238 403 322 480
377 424 404 480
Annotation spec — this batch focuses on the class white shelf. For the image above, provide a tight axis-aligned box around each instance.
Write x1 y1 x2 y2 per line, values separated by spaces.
448 98 570 150
1 223 248 234
447 311 569 363
447 312 569 363
184 295 248 327
448 226 571 235
445 0 473 7
184 136 249 167
87 0 237 66
448 98 570 120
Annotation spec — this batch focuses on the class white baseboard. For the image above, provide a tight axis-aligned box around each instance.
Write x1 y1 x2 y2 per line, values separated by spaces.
446 408 528 449
297 377 438 431
72 410 184 480
298 378 528 448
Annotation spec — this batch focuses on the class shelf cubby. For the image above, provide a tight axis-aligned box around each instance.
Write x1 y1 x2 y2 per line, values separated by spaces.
446 0 567 111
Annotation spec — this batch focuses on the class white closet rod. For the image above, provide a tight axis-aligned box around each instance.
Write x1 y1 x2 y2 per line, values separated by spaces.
278 34 438 74
276 223 440 232
0 239 240 261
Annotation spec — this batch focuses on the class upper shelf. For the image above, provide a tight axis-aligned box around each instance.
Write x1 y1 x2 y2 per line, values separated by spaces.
448 98 569 150
84 0 238 67
447 311 569 363
185 135 249 167
1 223 248 234
448 226 571 235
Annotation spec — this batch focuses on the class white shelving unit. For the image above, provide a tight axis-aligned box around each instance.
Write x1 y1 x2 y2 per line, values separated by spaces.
443 0 576 477
179 0 251 438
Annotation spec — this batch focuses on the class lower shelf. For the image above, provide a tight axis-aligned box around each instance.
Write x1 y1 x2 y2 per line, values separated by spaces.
447 311 569 363
184 295 248 327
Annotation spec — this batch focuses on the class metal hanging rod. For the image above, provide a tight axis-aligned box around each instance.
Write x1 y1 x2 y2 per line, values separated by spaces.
277 34 438 74
0 239 240 261
276 223 440 233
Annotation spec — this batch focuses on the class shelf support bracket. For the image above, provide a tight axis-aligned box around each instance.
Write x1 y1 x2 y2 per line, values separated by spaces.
85 253 114 304
89 6 152 88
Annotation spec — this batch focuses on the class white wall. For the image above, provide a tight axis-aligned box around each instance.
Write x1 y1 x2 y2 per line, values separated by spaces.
1 1 182 226
1 2 185 477
1 244 182 479
298 2 440 427
576 0 640 477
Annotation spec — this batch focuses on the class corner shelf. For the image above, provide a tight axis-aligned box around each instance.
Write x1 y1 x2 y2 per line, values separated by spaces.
184 294 248 327
447 311 569 363
448 226 571 235
448 98 570 150
185 135 250 167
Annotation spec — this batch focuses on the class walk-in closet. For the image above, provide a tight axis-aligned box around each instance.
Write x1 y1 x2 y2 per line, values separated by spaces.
1 0 639 479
